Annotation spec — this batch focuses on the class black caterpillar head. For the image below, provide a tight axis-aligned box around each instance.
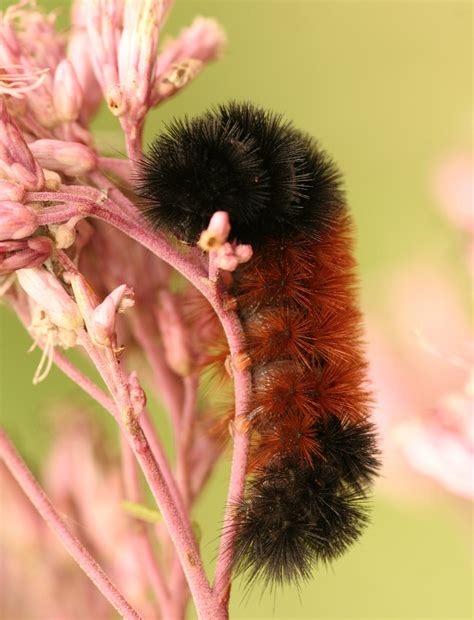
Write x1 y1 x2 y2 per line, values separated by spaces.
135 102 344 246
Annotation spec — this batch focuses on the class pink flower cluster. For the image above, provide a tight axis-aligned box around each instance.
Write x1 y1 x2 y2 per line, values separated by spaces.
369 152 473 501
0 2 251 619
1 412 149 619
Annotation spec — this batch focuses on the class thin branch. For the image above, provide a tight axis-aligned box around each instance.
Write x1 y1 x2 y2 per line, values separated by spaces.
175 375 199 508
130 307 184 428
79 333 227 620
120 436 172 615
29 185 253 608
98 157 134 182
0 429 142 620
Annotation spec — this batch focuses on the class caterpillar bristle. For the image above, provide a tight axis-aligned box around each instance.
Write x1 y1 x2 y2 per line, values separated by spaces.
135 101 343 246
232 449 372 586
135 101 380 592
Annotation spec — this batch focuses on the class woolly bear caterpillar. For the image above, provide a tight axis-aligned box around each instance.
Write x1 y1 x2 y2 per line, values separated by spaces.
135 102 380 587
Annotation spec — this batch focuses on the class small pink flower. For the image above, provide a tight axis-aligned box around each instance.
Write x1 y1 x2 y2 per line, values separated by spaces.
434 153 473 233
0 97 44 190
152 17 226 106
128 370 147 416
369 262 473 500
0 201 38 240
91 284 135 347
0 179 25 201
198 211 231 251
84 0 123 111
118 0 164 121
70 273 134 349
152 58 202 103
0 236 53 275
53 59 83 123
16 267 84 383
154 16 226 78
17 267 83 332
396 374 473 500
67 31 102 123
234 244 253 263
215 242 253 272
29 139 97 176
155 289 191 376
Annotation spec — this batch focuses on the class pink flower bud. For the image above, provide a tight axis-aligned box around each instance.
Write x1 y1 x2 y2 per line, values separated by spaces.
53 59 83 123
70 274 134 348
90 284 135 347
155 290 192 376
0 19 20 65
29 140 97 176
0 237 53 275
215 242 253 272
17 267 84 331
67 31 102 123
0 98 44 190
198 211 231 251
42 168 61 190
185 17 227 61
49 217 80 250
155 17 226 76
434 153 474 234
118 0 164 118
152 17 225 106
129 371 147 417
216 243 239 271
68 272 100 328
234 244 253 263
153 59 202 103
0 201 38 240
82 0 121 96
105 84 130 117
0 179 25 202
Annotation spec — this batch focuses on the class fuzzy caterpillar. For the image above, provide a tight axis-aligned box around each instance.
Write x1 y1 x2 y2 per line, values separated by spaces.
135 102 380 587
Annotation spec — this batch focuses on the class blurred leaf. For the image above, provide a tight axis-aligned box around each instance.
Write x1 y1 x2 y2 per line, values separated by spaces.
121 501 162 523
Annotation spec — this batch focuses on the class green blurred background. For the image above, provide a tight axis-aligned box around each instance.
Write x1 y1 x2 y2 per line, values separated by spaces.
0 1 472 618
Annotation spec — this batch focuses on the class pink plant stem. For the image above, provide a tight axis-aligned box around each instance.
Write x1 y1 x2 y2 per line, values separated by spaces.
87 210 252 603
89 171 140 217
130 307 184 428
140 408 190 528
79 335 226 619
211 328 251 604
131 308 194 616
208 252 219 283
31 189 252 606
0 429 142 620
126 312 190 526
99 156 134 182
30 191 208 280
121 117 144 165
120 435 172 616
176 375 199 507
76 333 188 528
12 309 181 614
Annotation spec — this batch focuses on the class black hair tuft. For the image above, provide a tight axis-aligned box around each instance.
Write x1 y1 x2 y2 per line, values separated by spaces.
232 450 373 587
134 102 344 246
